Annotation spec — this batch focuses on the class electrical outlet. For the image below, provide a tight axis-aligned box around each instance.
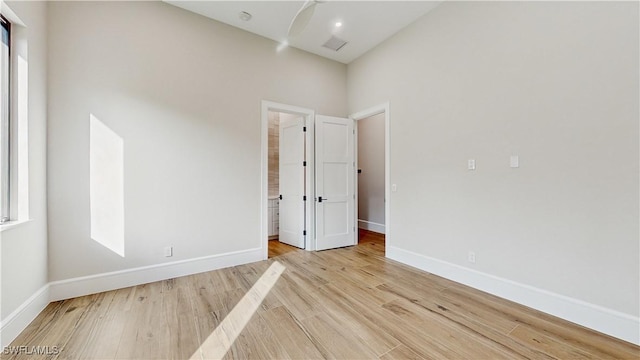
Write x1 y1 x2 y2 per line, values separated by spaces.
468 251 476 263
164 246 173 257
468 159 476 170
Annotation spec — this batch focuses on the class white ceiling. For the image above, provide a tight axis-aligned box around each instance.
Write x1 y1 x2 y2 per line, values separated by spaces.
164 1 442 64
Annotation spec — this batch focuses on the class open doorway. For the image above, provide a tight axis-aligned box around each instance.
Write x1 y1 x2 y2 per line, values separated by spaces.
352 103 389 254
356 113 386 248
261 101 389 259
261 101 315 260
267 110 305 258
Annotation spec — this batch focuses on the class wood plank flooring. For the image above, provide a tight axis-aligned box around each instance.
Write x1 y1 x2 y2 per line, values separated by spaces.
5 230 639 359
268 240 298 259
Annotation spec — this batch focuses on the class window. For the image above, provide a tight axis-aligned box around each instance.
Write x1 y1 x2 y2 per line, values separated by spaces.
0 15 9 223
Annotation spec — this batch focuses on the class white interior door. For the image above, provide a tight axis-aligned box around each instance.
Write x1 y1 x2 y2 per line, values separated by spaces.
315 115 355 251
279 115 306 249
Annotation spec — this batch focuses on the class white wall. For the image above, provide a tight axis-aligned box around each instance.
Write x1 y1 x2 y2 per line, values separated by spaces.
349 1 639 342
0 0 48 338
47 1 346 282
357 113 385 230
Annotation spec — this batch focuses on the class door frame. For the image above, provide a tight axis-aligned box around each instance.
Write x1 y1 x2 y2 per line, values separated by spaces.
350 102 390 251
261 100 315 259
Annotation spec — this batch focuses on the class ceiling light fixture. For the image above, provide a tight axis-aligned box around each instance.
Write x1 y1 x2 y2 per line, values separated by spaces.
238 11 252 21
335 21 343 28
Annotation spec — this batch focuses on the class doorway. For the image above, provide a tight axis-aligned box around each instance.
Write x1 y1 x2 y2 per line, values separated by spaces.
261 101 389 259
261 101 315 259
352 103 389 253
267 110 306 256
356 113 386 235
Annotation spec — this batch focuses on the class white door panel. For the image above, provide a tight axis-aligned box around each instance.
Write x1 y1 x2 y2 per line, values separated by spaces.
323 163 349 195
279 116 305 249
316 115 355 251
323 202 349 234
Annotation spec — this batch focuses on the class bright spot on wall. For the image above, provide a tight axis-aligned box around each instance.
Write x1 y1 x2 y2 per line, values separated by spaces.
90 114 125 257
276 40 289 53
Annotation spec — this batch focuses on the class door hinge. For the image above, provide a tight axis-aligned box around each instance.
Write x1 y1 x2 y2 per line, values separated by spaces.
303 195 307 201
303 230 307 236
303 126 307 132
303 161 307 167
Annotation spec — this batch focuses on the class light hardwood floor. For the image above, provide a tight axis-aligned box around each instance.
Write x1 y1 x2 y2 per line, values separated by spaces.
268 240 298 259
5 230 639 359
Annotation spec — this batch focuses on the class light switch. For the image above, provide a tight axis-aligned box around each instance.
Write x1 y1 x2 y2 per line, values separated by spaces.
510 155 519 168
467 159 476 170
391 184 397 192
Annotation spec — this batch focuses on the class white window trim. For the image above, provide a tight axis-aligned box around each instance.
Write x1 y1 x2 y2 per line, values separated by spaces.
1 2 29 228
1 14 10 223
0 218 31 232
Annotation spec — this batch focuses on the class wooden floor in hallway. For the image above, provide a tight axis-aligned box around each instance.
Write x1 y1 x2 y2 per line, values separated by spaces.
268 239 298 258
6 231 639 359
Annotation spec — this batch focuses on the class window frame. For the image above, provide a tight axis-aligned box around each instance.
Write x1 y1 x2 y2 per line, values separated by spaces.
0 14 10 224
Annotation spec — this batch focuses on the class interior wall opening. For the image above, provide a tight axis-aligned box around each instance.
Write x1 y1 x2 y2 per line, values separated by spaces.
267 110 304 259
356 112 386 251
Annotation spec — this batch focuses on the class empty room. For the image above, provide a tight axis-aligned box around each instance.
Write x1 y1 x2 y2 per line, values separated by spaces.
1 1 638 359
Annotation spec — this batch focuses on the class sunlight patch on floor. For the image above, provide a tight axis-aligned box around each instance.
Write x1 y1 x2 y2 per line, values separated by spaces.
189 261 286 360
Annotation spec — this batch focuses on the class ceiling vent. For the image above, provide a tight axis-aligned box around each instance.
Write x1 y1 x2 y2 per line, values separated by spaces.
322 36 348 52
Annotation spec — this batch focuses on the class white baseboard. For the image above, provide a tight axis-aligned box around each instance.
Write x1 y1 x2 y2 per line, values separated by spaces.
1 247 263 348
50 247 263 301
387 245 640 346
358 219 385 234
0 284 50 348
